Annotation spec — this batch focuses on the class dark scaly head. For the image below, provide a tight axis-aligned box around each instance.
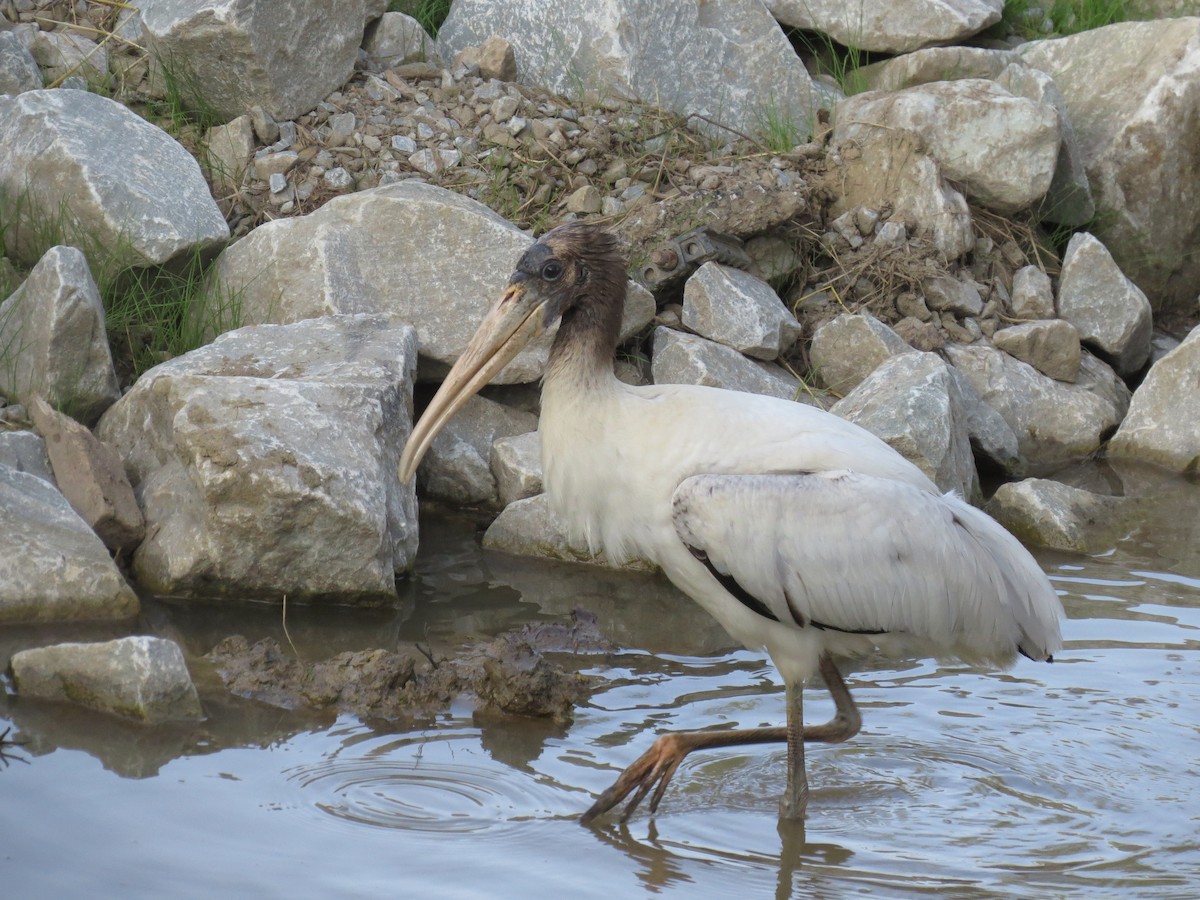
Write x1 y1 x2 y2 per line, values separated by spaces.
398 223 627 481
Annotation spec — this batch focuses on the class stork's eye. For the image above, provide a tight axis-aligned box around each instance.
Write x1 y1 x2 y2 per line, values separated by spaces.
541 260 564 281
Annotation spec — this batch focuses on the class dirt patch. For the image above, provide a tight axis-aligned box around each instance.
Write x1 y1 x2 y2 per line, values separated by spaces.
205 608 612 722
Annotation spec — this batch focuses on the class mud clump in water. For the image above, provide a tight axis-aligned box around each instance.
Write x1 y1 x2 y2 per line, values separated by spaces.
205 609 612 722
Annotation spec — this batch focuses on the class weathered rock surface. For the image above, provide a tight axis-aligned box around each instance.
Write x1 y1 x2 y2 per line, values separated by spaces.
439 0 819 140
810 313 913 393
211 181 653 385
945 343 1131 471
1010 265 1055 320
682 262 801 360
11 636 202 722
834 352 979 499
483 493 655 572
766 0 1003 54
651 327 810 403
0 245 120 425
1020 19 1200 316
834 79 1060 213
0 29 42 95
829 130 974 260
986 478 1123 553
96 315 419 603
992 319 1081 383
29 398 144 556
1056 232 1153 376
363 11 442 69
420 394 537 506
140 0 377 122
0 465 138 623
1108 324 1200 473
0 430 53 483
491 430 543 507
0 90 229 271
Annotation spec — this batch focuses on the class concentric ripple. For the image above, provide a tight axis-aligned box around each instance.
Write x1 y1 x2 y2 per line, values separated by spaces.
285 752 570 835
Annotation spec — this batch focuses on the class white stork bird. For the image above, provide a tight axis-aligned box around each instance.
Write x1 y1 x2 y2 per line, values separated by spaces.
398 223 1064 824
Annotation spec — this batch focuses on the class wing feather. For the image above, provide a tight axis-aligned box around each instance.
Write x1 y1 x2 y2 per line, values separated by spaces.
671 471 1063 663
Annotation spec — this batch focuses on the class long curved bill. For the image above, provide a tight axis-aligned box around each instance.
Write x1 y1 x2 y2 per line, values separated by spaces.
398 279 545 482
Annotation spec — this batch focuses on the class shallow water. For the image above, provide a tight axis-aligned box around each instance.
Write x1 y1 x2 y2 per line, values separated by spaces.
3 475 1199 898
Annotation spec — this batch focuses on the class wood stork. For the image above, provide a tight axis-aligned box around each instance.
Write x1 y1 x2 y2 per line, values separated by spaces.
398 222 1064 825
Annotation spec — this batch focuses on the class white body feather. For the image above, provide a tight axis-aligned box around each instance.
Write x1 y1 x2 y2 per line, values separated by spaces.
539 375 1063 686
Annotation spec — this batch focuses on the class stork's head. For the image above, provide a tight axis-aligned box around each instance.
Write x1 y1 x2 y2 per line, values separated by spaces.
398 223 624 482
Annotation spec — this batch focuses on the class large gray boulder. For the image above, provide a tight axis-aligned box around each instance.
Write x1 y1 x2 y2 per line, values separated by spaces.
0 90 229 271
11 636 202 722
810 312 914 393
765 0 1002 54
0 245 120 426
439 0 819 140
834 79 1060 213
209 181 652 384
987 478 1123 553
1056 232 1153 377
0 29 42 95
140 0 378 121
651 326 810 403
96 315 419 604
833 352 979 499
1020 19 1200 316
945 343 1130 471
420 395 538 506
829 130 974 261
682 263 801 361
0 464 139 624
1108 324 1200 474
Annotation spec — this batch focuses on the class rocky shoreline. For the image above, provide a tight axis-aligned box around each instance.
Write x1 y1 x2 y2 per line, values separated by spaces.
2 1 1199 720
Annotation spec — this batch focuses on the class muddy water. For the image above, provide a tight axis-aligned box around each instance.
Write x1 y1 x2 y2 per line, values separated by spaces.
3 474 1199 898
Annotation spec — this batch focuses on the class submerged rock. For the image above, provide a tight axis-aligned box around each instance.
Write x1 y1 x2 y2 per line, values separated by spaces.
986 478 1124 553
11 636 202 722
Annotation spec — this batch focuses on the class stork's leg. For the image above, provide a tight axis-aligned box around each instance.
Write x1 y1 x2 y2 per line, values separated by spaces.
581 652 862 825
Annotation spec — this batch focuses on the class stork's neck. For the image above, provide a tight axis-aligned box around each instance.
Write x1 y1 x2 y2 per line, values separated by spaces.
544 265 626 396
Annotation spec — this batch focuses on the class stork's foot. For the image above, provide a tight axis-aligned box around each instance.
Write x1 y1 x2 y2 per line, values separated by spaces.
581 733 693 825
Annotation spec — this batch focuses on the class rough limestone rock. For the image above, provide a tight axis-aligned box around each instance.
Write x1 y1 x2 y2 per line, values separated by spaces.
29 398 144 556
420 395 538 507
834 352 979 499
1020 19 1200 316
96 315 419 603
29 29 106 83
210 181 651 385
834 80 1060 213
483 493 654 572
986 478 1123 553
945 343 1130 471
944 365 1024 475
11 636 202 722
1108 324 1200 474
859 45 1016 92
1010 265 1055 320
765 0 1002 54
0 465 138 624
992 320 1082 383
140 0 377 122
682 262 801 360
0 90 229 270
0 245 120 426
0 29 42 95
439 0 819 140
830 130 974 261
491 431 543 507
810 313 914 393
0 430 53 483
1056 232 1153 376
363 12 442 68
204 114 256 194
651 327 810 403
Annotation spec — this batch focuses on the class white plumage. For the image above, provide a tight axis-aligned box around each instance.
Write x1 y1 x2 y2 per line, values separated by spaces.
399 223 1065 824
